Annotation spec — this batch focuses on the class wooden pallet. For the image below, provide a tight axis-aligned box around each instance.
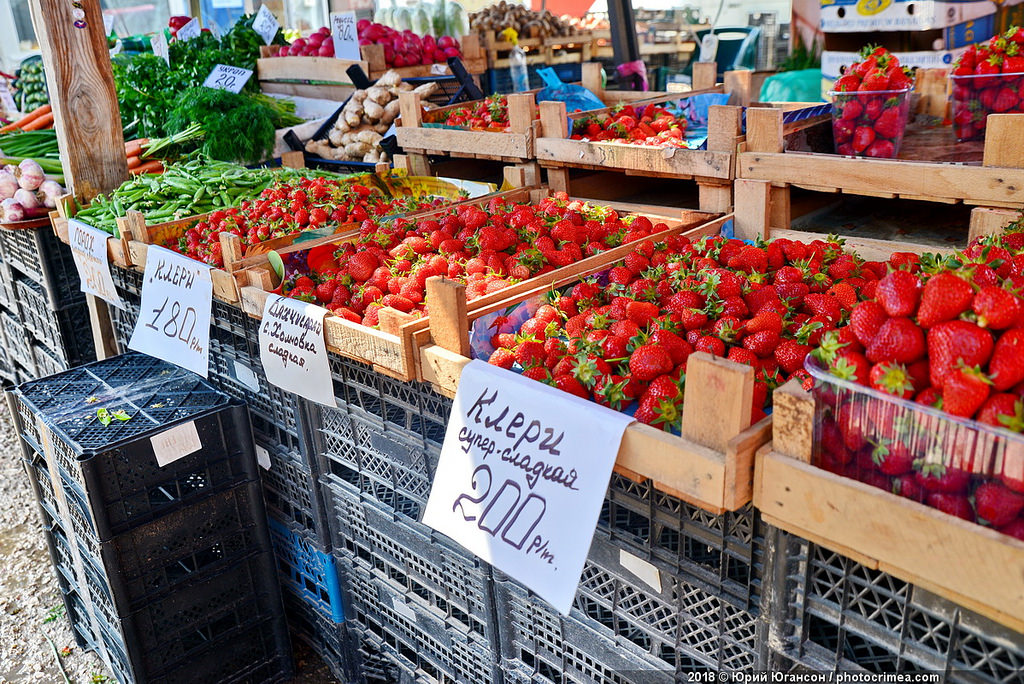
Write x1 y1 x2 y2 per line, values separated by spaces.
237 187 716 382
737 101 1024 227
418 211 773 515
479 30 594 69
755 381 1024 635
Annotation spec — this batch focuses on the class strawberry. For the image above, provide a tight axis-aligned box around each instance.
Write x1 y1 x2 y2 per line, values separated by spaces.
998 518 1024 541
515 338 546 368
553 374 590 399
828 350 871 384
873 108 904 139
865 139 896 158
871 439 915 476
865 317 925 364
915 386 943 408
775 339 812 374
347 252 379 282
727 347 758 366
973 286 1022 329
974 482 1024 526
851 125 876 153
628 344 674 381
695 336 726 356
927 320 994 388
626 300 660 329
746 309 784 335
868 362 915 399
859 68 890 92
522 366 552 383
650 329 692 365
926 493 976 521
875 270 921 317
488 348 515 369
976 393 1024 431
916 271 974 328
742 330 781 359
942 365 991 418
849 301 888 346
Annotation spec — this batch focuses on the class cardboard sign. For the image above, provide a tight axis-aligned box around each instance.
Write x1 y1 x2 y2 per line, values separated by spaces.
202 64 253 93
176 17 201 41
150 420 202 467
330 12 361 61
258 294 336 406
151 30 169 66
128 245 212 377
252 5 280 45
423 360 632 615
67 219 123 309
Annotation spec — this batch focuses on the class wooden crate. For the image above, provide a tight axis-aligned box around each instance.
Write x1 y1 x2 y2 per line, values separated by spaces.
237 188 718 382
51 195 132 268
755 381 1024 635
736 99 1024 234
361 35 486 80
418 211 772 515
479 30 594 69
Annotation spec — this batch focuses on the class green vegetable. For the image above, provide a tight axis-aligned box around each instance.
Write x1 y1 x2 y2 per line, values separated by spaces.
0 130 61 160
166 87 277 164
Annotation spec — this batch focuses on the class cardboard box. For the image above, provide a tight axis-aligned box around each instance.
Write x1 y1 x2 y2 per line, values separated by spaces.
820 0 1024 33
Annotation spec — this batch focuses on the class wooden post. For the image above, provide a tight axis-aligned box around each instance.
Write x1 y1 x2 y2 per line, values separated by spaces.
734 179 771 241
983 114 1024 168
723 69 753 106
968 207 1020 242
506 93 537 135
745 107 784 154
538 101 569 138
30 0 129 361
425 277 470 357
692 62 717 91
680 353 753 453
581 62 604 98
706 105 743 152
280 150 305 168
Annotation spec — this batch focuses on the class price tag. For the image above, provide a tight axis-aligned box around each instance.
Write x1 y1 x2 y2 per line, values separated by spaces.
151 30 169 66
128 245 212 377
252 5 280 45
102 11 114 36
255 444 271 470
176 17 201 41
423 360 632 615
202 64 253 93
258 294 336 406
150 420 202 467
68 219 123 309
430 62 448 75
207 18 222 39
330 11 361 61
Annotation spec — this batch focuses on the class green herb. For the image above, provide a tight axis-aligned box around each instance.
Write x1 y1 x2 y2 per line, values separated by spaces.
166 87 278 164
96 408 111 426
111 410 131 422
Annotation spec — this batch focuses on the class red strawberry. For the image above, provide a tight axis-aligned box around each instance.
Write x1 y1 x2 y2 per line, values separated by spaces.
871 439 915 476
488 348 515 369
872 107 904 138
695 336 725 356
942 365 992 418
868 362 915 399
865 317 925 364
927 320 994 388
974 482 1024 526
775 339 812 374
973 286 1022 329
649 329 692 366
727 347 758 366
991 329 1024 391
553 374 590 399
875 270 921 317
917 271 973 328
742 330 781 359
829 350 871 384
347 252 379 282
926 493 976 521
859 68 890 92
628 344 674 381
626 301 660 329
976 393 1024 431
916 461 972 494
851 126 876 153
849 301 888 346
998 518 1024 541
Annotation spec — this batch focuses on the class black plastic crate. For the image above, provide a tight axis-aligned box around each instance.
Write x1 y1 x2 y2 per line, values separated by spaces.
14 276 93 366
262 443 330 540
1 306 33 369
346 624 424 684
322 477 497 644
11 352 260 540
0 259 15 309
767 529 1024 683
32 341 68 377
281 584 352 683
0 223 83 307
339 552 502 684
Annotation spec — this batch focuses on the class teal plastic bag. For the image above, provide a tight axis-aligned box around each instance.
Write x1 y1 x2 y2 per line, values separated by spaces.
759 69 824 103
535 67 605 113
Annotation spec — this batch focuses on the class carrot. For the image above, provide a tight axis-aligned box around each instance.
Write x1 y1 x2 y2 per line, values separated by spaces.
126 155 141 168
21 112 54 131
124 139 148 157
0 104 51 132
130 160 164 175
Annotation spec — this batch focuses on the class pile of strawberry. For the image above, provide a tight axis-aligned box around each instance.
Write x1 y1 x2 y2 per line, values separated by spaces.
570 102 687 146
813 231 1024 539
286 193 667 326
951 26 1024 140
485 233 898 428
831 46 914 158
170 176 448 267
427 94 535 130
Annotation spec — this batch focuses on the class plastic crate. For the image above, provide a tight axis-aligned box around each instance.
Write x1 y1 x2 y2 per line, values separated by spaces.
767 530 1024 683
339 552 502 684
15 277 93 367
261 443 330 540
598 472 766 614
0 223 83 307
32 341 68 377
268 516 344 622
11 352 260 540
484 63 582 94
322 478 497 644
281 584 352 683
1 306 33 369
0 259 15 310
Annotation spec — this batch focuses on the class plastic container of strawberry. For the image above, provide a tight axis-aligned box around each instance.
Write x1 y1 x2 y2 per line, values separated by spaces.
950 71 1024 142
805 356 1024 538
829 87 912 159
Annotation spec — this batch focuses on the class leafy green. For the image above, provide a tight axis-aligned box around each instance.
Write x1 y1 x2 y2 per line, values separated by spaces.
167 87 277 164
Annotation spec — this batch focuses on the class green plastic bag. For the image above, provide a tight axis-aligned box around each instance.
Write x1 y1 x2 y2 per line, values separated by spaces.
759 69 824 103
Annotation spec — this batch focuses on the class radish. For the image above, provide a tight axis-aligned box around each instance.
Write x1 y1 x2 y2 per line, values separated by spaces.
357 19 370 32
438 35 456 50
443 47 461 58
318 41 334 56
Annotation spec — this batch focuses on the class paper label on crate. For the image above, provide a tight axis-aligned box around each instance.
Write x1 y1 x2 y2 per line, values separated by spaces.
255 443 271 470
128 245 212 377
252 5 280 45
258 294 335 406
618 549 661 593
202 64 253 93
176 17 201 41
150 420 203 467
391 596 418 622
330 12 361 61
151 30 169 66
233 359 261 393
68 219 123 309
430 63 448 75
423 360 632 616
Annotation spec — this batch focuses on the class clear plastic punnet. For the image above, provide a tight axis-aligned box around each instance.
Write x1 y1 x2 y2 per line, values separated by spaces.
806 356 1024 535
950 71 1024 142
829 87 913 158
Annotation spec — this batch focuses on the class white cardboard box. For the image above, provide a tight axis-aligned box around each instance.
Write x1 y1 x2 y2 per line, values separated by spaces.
820 0 1024 33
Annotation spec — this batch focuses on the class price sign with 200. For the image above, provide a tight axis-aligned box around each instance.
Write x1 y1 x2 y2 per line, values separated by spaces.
146 297 203 353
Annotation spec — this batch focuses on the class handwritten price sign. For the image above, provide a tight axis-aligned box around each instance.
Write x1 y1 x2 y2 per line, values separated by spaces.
252 5 280 45
176 17 201 41
258 295 336 406
68 219 123 309
202 64 253 93
423 360 632 614
129 246 212 377
330 11 361 61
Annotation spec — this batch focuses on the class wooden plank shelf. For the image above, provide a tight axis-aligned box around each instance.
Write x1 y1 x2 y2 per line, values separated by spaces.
754 381 1024 635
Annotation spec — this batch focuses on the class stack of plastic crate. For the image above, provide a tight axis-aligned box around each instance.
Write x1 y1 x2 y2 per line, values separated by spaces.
0 224 95 382
106 264 349 680
12 352 292 683
312 353 504 682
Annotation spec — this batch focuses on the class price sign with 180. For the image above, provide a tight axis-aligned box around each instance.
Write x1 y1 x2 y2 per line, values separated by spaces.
128 245 212 377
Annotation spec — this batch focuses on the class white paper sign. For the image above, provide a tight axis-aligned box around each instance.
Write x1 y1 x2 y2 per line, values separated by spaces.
202 64 253 93
128 245 212 377
0 82 18 116
176 17 201 41
258 294 335 406
150 420 202 467
207 18 222 40
430 63 448 75
252 5 280 45
330 12 361 61
423 360 632 615
102 12 114 36
68 219 123 309
151 30 169 66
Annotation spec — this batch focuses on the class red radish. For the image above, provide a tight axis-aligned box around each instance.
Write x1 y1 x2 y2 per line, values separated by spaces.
318 41 334 57
438 35 456 49
357 18 370 31
443 47 460 58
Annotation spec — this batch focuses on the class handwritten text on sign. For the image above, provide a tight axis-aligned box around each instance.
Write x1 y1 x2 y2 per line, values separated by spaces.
203 65 253 93
176 17 201 41
423 360 632 615
331 12 361 61
68 219 123 308
258 295 336 406
252 5 280 45
128 246 212 377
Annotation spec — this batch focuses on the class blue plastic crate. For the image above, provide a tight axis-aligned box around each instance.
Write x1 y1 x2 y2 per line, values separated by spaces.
268 516 345 623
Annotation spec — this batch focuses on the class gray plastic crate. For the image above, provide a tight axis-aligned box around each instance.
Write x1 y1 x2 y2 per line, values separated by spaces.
0 222 83 307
